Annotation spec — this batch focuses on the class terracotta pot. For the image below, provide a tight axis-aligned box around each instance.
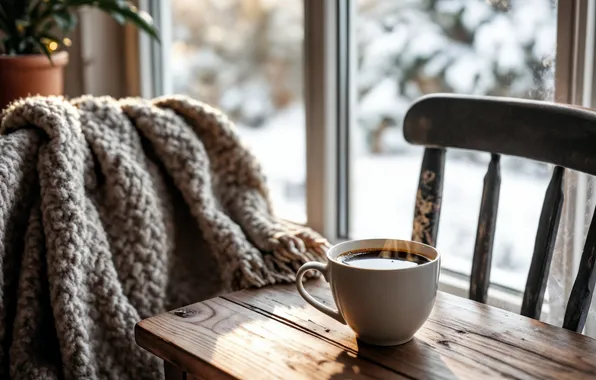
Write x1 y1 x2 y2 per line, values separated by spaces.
0 51 69 111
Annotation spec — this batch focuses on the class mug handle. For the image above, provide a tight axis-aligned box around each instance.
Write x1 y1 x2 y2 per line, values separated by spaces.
296 262 346 324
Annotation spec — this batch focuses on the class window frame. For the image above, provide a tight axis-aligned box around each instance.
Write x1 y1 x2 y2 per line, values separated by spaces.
140 0 594 320
137 0 172 98
551 0 596 335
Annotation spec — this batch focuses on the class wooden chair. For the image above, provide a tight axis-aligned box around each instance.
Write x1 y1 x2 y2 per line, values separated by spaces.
403 94 596 333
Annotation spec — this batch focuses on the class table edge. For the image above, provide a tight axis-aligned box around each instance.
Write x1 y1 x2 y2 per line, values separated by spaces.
135 319 237 380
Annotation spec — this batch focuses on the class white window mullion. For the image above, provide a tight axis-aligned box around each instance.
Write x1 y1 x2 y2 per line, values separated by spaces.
138 0 172 98
156 0 173 96
304 0 340 239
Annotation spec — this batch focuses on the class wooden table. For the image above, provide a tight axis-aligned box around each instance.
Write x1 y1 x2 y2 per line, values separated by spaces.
135 279 596 379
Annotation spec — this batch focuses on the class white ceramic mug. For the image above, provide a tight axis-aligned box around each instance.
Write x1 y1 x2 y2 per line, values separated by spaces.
296 238 440 346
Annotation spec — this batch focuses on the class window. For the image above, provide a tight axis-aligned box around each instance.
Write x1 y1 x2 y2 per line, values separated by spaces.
142 0 594 318
351 0 556 292
166 0 306 223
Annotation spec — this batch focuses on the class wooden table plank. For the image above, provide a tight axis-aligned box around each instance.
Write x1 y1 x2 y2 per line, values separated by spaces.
136 292 407 379
136 279 596 380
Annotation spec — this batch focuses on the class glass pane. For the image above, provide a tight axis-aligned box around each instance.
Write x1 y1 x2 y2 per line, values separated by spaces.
352 0 557 291
170 0 306 222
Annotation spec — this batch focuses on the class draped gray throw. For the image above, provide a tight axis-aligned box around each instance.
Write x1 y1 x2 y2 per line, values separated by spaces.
0 95 328 380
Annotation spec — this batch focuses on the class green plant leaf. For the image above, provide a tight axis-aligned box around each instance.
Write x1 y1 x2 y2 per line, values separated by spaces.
11 35 40 54
39 32 61 44
110 11 126 25
53 10 77 32
6 44 16 55
13 0 30 17
0 16 8 34
2 1 20 17
28 0 46 19
37 2 66 21
95 2 160 42
0 5 9 23
17 38 28 52
15 18 32 33
0 5 15 35
35 37 53 63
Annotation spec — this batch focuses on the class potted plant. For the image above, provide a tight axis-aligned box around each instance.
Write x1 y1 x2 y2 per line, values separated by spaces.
0 0 159 110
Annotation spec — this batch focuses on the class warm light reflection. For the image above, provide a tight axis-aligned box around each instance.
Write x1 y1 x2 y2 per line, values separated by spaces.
48 41 58 51
211 316 353 378
63 38 72 47
437 354 471 379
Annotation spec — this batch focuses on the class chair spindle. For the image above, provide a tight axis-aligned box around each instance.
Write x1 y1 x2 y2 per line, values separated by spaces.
563 209 596 332
470 154 501 303
412 147 446 247
521 166 564 319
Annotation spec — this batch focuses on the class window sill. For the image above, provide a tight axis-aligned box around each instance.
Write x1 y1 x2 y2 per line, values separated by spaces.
439 269 550 319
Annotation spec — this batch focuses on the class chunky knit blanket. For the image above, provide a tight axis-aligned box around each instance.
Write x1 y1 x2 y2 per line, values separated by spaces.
0 95 328 380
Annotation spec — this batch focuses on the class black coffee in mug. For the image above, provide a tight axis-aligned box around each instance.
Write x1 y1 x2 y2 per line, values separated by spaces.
338 248 430 269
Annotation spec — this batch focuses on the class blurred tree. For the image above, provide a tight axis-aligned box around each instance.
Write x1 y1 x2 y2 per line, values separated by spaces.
171 0 302 127
357 0 556 154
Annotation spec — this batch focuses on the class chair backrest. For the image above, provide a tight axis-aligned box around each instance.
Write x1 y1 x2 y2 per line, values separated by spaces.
403 94 596 333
